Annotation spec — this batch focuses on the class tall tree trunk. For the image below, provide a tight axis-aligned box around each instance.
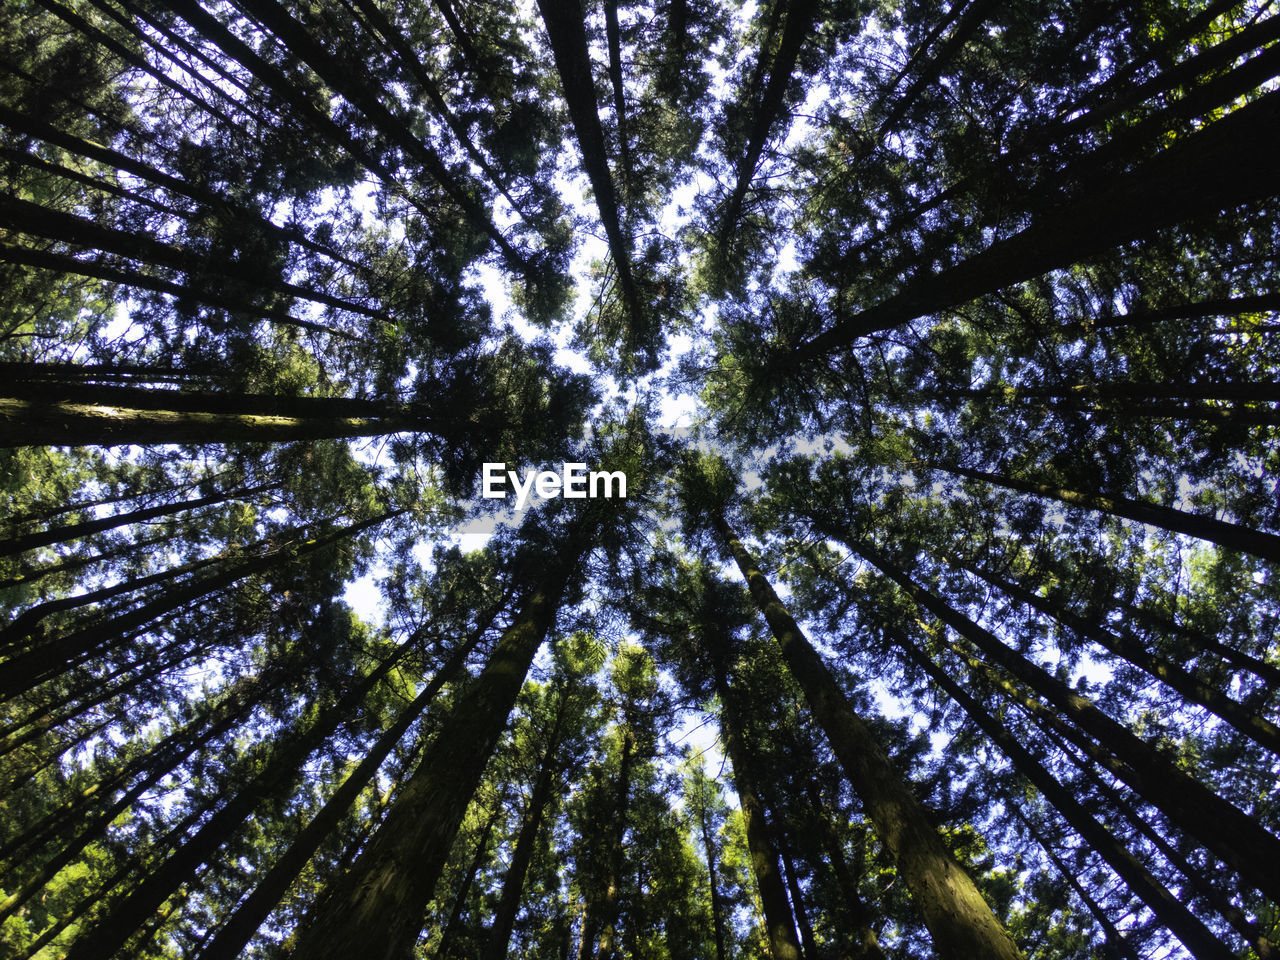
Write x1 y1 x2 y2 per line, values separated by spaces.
602 0 633 199
61 627 426 960
1036 721 1276 959
697 799 729 960
0 380 434 448
342 0 529 219
0 666 275 924
893 625 1235 960
717 0 818 242
3 540 266 645
0 398 419 448
0 481 271 558
231 0 525 270
850 538 1280 905
877 0 1000 136
795 88 1280 355
710 659 803 960
930 461 1280 563
0 663 275 877
0 241 362 341
285 511 596 960
1080 292 1280 333
803 780 885 960
1005 804 1142 960
436 796 508 960
1 511 403 701
775 826 818 960
0 193 386 321
947 553 1280 755
711 513 1024 960
0 531 167 592
483 683 575 960
593 730 634 960
1121 600 1280 689
536 0 641 330
13 802 211 960
197 613 501 960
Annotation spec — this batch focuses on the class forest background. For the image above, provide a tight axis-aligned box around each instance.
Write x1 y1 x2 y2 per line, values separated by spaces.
2 1 1279 959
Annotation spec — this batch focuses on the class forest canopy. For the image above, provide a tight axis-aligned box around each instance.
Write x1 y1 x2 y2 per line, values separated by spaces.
2 1 1279 958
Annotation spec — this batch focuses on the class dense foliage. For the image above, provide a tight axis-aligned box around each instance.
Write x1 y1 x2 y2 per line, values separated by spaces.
2 1 1278 958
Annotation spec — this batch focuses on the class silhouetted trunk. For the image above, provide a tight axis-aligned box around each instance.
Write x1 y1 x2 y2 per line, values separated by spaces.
536 0 641 328
0 667 274 925
711 660 803 960
1 511 402 700
893 625 1235 960
854 538 1280 904
697 800 729 960
0 530 169 591
1037 722 1275 959
948 553 1280 755
795 89 1280 354
0 482 271 558
1123 601 1280 689
593 731 634 960
0 193 386 321
775 828 818 960
0 241 362 340
62 628 426 960
436 798 508 960
1006 805 1142 960
232 0 524 270
602 0 633 196
804 780 884 960
483 685 574 960
877 0 1000 136
718 0 818 241
343 0 528 218
931 462 1280 563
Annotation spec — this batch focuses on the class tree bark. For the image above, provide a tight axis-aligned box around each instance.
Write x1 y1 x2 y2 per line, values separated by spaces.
795 88 1280 355
775 826 818 960
435 797 507 960
932 461 1280 563
0 481 269 558
482 683 574 960
1005 804 1142 960
893 626 1235 960
0 392 427 448
61 628 426 960
696 796 729 960
717 0 818 242
712 513 1024 960
285 511 596 960
1 511 403 700
711 660 803 960
536 0 642 330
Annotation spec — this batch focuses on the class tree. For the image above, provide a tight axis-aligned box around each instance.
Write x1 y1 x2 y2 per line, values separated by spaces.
5 1 1280 958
